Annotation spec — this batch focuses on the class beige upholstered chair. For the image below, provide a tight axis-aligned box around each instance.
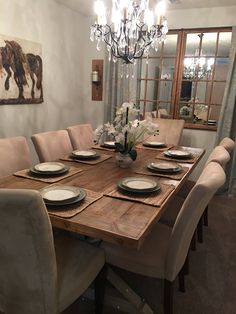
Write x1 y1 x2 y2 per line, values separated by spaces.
0 136 31 178
0 189 105 314
177 146 230 200
66 124 94 150
31 130 73 162
148 118 185 145
219 137 235 153
167 146 230 243
101 162 226 314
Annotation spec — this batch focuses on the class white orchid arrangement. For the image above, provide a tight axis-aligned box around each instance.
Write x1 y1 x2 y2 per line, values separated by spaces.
94 102 159 161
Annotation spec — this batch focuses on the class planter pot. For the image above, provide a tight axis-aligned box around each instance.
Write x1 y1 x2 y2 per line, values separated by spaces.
115 152 134 168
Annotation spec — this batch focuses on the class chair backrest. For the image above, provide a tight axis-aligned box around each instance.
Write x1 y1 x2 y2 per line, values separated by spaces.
165 161 226 281
0 189 57 314
66 124 94 150
157 109 170 119
149 118 185 145
219 137 235 153
31 130 73 162
0 136 31 177
205 145 230 169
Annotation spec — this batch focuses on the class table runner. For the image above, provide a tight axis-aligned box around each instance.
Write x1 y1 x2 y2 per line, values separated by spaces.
14 166 83 183
104 183 175 207
47 188 103 218
61 153 112 165
135 164 189 180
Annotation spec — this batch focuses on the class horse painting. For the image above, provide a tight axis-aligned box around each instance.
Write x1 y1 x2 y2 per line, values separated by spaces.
0 39 43 104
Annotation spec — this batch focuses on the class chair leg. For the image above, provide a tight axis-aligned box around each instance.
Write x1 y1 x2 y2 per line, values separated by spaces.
164 279 174 314
203 205 208 226
197 216 203 243
178 268 185 293
183 252 189 276
95 265 107 314
191 231 197 251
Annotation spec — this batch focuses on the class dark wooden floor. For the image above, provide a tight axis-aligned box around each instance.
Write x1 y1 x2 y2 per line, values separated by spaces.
63 194 236 314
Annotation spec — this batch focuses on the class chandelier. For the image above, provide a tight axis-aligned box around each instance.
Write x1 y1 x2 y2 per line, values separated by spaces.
90 0 168 64
183 54 214 80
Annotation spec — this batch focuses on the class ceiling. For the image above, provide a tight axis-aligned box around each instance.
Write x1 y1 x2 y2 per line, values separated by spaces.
56 0 236 16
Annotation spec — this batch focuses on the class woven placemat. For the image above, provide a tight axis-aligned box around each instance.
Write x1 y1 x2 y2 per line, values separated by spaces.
61 154 112 165
14 166 83 183
136 143 173 152
155 152 199 163
92 144 116 152
104 183 175 207
47 188 103 218
135 165 189 180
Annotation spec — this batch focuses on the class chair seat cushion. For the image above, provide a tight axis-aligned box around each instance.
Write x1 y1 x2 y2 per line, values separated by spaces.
101 223 171 279
54 234 105 312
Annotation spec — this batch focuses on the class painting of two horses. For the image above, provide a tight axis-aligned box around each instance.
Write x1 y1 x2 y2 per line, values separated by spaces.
0 35 43 104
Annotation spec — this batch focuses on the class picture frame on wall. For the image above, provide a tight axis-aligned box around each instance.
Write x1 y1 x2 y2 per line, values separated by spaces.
0 34 43 104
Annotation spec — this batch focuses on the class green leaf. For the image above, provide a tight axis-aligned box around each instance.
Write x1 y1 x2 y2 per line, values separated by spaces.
129 149 137 161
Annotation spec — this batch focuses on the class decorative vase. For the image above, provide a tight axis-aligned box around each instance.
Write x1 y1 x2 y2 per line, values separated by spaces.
115 152 134 168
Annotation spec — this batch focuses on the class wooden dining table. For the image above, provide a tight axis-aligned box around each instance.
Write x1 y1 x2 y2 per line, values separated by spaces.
0 145 204 250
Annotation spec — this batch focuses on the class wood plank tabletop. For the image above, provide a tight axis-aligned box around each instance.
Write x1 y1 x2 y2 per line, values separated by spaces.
0 146 204 249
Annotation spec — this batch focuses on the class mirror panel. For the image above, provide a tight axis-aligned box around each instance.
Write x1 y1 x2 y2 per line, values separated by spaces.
201 32 217 56
218 32 232 56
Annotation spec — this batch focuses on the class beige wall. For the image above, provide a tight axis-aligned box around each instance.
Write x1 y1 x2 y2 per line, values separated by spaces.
0 0 105 162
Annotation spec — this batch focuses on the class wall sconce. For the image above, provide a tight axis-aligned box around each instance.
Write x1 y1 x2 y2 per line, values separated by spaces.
92 59 103 101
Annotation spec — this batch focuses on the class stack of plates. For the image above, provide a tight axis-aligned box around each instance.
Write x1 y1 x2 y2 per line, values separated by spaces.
71 150 100 160
30 162 69 175
101 141 116 149
118 177 160 194
143 141 166 148
164 149 192 159
147 161 182 173
207 119 217 126
40 185 86 206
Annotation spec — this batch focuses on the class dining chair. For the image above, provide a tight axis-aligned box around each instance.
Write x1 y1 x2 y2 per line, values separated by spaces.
66 124 94 150
0 188 105 314
101 161 226 314
0 136 31 178
31 130 73 162
149 118 185 145
164 145 230 244
219 137 235 153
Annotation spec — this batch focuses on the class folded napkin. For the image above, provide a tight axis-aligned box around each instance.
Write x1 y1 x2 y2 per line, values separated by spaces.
61 154 112 165
47 188 103 218
104 183 175 207
14 166 83 183
135 165 189 180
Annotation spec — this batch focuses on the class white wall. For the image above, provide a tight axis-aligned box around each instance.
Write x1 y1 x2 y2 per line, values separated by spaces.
0 0 105 163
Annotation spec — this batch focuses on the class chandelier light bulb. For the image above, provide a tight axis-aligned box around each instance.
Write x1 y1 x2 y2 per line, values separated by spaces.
94 1 106 19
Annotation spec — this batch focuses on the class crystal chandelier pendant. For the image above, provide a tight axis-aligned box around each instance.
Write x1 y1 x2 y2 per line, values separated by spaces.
90 0 168 65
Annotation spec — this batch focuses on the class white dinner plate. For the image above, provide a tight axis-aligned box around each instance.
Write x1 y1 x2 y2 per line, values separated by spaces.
164 150 192 158
143 141 166 148
34 162 66 173
102 141 116 148
118 177 160 193
147 161 182 173
71 150 99 159
40 185 81 202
